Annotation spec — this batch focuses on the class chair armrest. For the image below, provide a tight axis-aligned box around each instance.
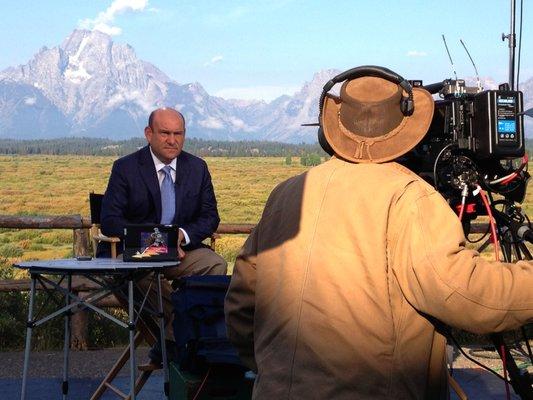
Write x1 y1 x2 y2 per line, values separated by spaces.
93 233 121 243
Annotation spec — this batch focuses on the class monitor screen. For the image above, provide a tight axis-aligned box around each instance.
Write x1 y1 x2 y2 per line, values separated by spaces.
497 120 516 134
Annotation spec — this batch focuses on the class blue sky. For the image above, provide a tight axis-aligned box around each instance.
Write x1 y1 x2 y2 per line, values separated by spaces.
1 0 531 101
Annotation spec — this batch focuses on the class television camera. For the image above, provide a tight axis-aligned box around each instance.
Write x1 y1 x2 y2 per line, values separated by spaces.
400 27 533 398
399 78 531 236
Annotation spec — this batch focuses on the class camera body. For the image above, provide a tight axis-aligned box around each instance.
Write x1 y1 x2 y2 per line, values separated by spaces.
400 79 528 220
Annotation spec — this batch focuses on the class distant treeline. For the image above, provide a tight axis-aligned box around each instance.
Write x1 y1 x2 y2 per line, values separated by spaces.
0 137 327 157
2 137 533 158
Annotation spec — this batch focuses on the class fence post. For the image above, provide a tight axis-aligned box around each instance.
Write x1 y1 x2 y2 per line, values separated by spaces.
71 228 91 350
73 228 91 257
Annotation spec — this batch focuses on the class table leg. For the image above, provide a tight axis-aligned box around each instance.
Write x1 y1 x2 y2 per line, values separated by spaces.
62 274 72 399
21 275 37 400
128 278 136 400
156 272 169 397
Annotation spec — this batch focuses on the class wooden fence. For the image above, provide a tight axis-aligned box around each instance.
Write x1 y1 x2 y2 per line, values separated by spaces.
0 214 254 350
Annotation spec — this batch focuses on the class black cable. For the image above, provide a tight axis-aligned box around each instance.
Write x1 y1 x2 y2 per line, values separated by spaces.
466 223 491 243
449 333 507 382
521 326 533 364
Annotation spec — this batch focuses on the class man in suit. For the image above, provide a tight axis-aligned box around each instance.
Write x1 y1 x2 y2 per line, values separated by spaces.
101 107 227 365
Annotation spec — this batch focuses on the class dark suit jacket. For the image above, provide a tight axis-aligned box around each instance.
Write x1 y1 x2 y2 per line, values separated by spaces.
99 146 220 257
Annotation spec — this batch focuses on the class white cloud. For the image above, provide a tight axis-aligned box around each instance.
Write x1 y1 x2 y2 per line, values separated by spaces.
24 97 37 106
203 55 223 67
407 50 428 57
79 0 148 36
198 117 224 130
229 117 247 130
106 88 154 113
215 85 300 102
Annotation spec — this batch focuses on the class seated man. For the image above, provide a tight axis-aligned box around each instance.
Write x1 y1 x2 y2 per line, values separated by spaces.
100 107 227 365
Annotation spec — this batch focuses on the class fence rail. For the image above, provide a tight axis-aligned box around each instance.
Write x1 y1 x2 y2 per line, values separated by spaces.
0 214 489 350
0 214 254 350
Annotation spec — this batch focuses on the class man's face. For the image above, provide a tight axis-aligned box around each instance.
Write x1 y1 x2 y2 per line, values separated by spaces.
144 109 185 164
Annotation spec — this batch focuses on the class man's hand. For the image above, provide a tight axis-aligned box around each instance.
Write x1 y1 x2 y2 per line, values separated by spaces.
177 229 186 260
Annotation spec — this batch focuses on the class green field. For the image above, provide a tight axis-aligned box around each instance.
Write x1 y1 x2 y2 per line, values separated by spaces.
0 155 311 349
0 155 310 276
1 154 532 350
2 154 533 269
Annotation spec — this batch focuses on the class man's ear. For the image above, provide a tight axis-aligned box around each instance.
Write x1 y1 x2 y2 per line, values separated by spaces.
144 126 152 142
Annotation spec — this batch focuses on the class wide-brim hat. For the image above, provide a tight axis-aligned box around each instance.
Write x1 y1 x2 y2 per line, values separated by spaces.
320 76 434 163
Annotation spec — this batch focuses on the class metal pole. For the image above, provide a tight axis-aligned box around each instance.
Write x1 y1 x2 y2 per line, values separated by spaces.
128 278 136 400
62 274 72 399
156 273 170 397
20 275 37 400
509 0 516 89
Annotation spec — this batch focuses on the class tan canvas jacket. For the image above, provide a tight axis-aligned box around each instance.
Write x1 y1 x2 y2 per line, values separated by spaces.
225 157 533 400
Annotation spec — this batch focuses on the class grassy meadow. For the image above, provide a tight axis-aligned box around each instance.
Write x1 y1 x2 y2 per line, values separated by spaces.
2 154 533 271
1 154 532 350
0 155 310 278
0 155 311 349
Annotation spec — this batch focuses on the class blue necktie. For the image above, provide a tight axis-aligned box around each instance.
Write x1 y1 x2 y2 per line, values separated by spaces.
160 165 175 224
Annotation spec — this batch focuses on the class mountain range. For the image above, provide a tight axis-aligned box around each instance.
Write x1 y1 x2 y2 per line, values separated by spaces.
0 29 531 142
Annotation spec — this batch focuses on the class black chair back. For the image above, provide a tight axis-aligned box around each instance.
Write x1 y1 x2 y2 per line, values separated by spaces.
89 193 104 225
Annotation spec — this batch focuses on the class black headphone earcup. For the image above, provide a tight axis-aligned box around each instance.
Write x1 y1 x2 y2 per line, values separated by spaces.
318 126 335 156
400 97 415 116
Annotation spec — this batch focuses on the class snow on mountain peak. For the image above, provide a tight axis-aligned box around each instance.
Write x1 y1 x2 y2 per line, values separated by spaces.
1 31 531 142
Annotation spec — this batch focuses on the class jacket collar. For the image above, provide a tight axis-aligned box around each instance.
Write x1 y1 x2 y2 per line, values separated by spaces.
138 145 189 224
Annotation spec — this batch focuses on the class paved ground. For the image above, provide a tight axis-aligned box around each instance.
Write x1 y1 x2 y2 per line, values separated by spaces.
1 346 531 399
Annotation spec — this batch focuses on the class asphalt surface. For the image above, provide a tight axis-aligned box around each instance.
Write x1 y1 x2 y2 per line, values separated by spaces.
1 346 530 399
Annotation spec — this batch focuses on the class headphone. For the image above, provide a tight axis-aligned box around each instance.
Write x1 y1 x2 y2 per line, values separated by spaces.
317 65 415 156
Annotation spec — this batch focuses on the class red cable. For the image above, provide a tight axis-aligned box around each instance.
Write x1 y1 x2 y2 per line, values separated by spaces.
500 172 518 186
501 344 511 400
479 187 510 398
478 188 500 261
498 155 529 186
192 367 211 400
458 205 464 221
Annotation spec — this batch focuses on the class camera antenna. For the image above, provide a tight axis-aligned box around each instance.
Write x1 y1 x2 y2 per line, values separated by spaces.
442 35 458 82
460 39 482 92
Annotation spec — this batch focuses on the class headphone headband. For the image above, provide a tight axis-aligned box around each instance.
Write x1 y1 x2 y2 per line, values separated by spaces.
319 65 414 116
317 65 415 156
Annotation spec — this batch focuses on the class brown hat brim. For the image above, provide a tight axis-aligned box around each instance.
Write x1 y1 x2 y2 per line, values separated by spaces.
321 87 434 163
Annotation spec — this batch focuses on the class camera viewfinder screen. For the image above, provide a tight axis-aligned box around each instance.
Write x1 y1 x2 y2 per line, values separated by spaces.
497 120 516 134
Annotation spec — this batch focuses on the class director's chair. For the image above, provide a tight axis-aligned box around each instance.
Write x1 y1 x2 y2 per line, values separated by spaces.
90 274 166 400
89 192 121 258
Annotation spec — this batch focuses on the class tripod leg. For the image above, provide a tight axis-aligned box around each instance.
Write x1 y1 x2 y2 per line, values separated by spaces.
448 371 468 400
128 278 136 400
62 274 72 399
21 275 37 400
491 333 533 399
520 326 533 366
518 241 533 260
156 273 169 398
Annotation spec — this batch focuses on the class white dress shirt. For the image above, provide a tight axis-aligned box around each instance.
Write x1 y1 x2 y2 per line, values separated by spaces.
149 147 190 245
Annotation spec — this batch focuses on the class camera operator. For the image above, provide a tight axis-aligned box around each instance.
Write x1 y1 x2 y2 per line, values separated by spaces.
224 67 533 400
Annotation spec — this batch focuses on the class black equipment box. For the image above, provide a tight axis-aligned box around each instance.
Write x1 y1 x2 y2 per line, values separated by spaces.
472 90 525 158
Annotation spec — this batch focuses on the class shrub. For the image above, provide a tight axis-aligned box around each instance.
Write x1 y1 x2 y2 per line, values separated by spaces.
0 243 23 258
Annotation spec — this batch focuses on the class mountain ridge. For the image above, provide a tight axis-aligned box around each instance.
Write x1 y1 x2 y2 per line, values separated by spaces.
1 29 531 142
